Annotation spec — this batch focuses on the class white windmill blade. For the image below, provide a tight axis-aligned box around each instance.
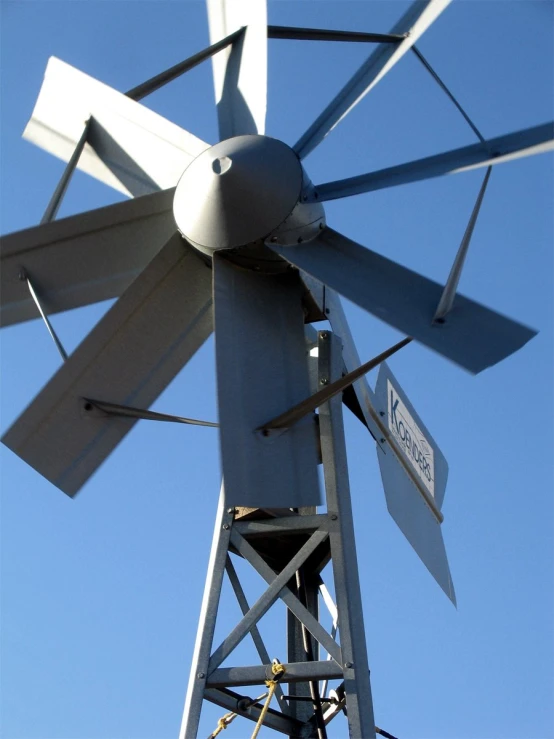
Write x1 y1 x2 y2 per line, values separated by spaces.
267 227 537 374
207 0 268 139
24 57 210 197
314 122 554 201
2 234 213 497
293 0 451 160
213 254 321 508
0 189 175 327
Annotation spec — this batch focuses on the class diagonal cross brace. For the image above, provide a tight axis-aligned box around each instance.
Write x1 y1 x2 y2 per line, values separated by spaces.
208 527 331 673
228 529 343 666
224 556 290 716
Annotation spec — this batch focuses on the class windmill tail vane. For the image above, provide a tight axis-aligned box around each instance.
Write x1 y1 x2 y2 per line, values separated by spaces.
0 0 552 734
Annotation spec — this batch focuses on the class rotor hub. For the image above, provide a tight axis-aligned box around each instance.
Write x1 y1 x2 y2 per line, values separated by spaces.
173 135 304 257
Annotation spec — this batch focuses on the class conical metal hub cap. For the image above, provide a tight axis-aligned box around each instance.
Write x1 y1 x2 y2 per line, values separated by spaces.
173 135 302 256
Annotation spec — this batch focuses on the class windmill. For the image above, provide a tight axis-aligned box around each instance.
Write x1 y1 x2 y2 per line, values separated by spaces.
1 1 552 739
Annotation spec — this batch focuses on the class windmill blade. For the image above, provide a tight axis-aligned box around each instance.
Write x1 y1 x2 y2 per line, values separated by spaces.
24 57 209 197
207 0 267 139
2 234 213 497
314 122 554 201
213 254 320 508
293 0 451 160
1 189 175 327
268 228 536 374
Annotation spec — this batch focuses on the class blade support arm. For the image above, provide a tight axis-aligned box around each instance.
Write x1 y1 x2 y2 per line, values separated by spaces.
411 46 486 143
41 118 91 224
258 336 412 432
81 398 218 428
19 269 68 362
434 166 492 322
267 26 406 44
125 29 244 101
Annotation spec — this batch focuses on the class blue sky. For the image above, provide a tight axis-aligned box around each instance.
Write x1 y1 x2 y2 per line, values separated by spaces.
1 2 552 738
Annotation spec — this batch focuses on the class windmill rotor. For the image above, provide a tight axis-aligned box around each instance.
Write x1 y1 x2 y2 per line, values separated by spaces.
0 0 551 542
0 0 552 735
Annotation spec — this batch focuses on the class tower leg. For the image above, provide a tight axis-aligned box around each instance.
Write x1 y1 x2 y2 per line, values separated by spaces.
179 488 234 739
318 331 376 738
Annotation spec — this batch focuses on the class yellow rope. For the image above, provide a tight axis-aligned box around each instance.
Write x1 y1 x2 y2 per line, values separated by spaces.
208 711 236 738
250 662 286 739
208 690 268 739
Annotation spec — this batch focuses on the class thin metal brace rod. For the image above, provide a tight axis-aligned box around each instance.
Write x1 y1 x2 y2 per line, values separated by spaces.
82 398 218 427
434 165 492 322
411 46 486 144
40 118 91 224
19 269 68 361
125 28 244 100
268 26 406 44
258 336 411 431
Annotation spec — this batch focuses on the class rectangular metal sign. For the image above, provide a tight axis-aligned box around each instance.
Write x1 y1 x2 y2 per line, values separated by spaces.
376 361 448 511
386 378 435 498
